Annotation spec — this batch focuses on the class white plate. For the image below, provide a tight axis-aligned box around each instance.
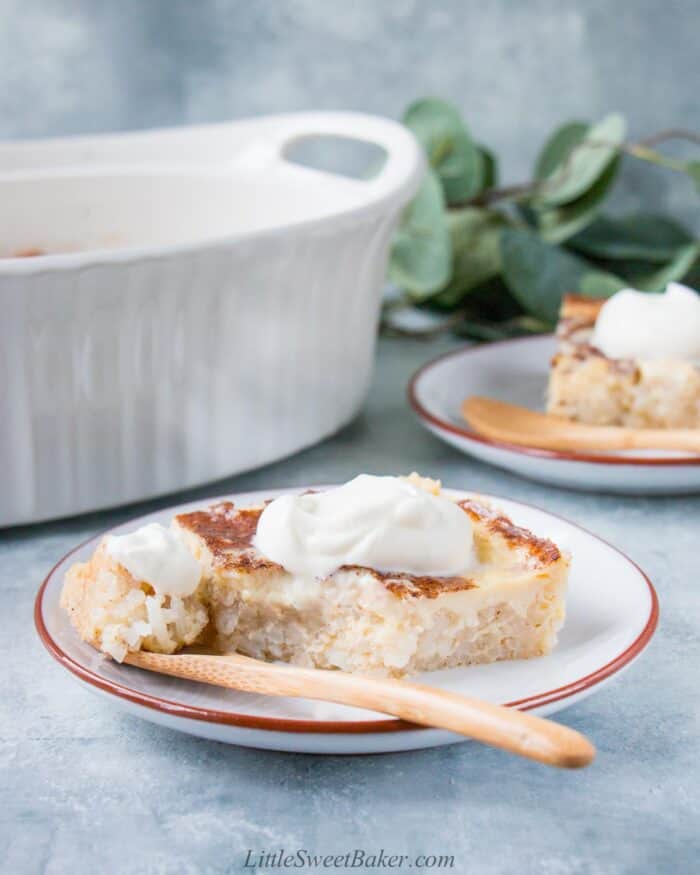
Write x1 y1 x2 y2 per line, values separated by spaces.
36 486 657 755
409 336 700 495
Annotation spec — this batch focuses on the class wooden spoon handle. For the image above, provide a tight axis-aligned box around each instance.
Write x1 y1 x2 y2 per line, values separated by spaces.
125 651 595 769
463 396 700 453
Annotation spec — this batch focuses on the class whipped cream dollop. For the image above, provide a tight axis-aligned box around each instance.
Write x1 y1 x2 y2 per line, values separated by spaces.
591 282 700 361
105 523 201 597
254 475 475 579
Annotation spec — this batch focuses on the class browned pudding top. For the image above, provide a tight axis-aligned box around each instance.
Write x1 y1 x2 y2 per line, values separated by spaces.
343 567 477 598
177 501 260 551
176 502 280 571
554 293 642 376
457 499 561 565
558 293 605 336
175 496 561 599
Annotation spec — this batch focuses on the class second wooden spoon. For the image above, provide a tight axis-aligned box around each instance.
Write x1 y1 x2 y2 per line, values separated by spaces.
463 396 700 453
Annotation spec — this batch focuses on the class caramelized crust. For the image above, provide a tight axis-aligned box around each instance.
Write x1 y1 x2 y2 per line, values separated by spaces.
559 293 604 327
555 294 606 354
176 503 280 571
457 499 561 565
551 294 642 377
175 496 562 600
555 294 644 377
342 566 477 599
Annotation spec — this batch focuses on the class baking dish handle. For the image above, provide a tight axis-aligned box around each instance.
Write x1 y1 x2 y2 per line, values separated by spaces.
265 111 425 203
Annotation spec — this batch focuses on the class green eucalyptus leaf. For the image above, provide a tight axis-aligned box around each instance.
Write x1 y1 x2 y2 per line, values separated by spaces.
430 276 522 318
579 272 627 297
586 256 668 283
403 98 484 203
535 121 588 180
465 277 523 321
686 160 700 192
624 243 699 291
455 320 514 342
569 213 696 262
477 144 498 189
389 168 452 298
539 114 627 207
455 314 552 342
431 208 509 308
537 157 619 243
500 229 624 322
516 203 539 227
682 258 700 289
589 243 700 290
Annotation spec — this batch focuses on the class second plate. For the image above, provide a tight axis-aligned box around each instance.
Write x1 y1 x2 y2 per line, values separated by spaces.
409 336 700 495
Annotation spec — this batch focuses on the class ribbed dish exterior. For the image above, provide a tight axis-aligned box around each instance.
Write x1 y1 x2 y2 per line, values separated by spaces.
0 213 399 525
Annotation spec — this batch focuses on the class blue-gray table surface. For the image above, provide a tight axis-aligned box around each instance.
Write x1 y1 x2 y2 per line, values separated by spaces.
1 337 698 875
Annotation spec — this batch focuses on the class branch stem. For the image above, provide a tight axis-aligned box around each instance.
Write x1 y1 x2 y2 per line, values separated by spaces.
448 127 699 210
638 128 700 148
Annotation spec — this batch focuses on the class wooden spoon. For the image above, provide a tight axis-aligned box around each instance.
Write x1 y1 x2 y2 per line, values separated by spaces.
463 396 700 453
125 650 595 769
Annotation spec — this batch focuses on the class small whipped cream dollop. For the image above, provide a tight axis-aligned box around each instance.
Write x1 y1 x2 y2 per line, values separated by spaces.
105 523 201 597
254 474 475 579
591 282 700 361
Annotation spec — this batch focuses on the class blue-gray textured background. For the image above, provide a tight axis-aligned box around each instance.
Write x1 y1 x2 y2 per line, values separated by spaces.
1 0 699 226
2 5 700 873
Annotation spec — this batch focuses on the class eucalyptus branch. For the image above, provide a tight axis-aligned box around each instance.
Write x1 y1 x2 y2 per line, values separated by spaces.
589 139 688 172
390 100 698 340
465 182 538 207
449 127 700 211
638 128 700 148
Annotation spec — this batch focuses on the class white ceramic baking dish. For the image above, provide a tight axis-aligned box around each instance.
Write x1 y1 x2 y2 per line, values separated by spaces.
0 113 423 526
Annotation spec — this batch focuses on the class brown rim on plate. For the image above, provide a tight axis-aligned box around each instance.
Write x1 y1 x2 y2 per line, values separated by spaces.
408 336 700 467
34 490 659 735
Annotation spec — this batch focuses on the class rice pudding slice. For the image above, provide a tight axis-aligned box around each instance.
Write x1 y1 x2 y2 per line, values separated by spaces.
547 294 700 428
172 493 568 678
